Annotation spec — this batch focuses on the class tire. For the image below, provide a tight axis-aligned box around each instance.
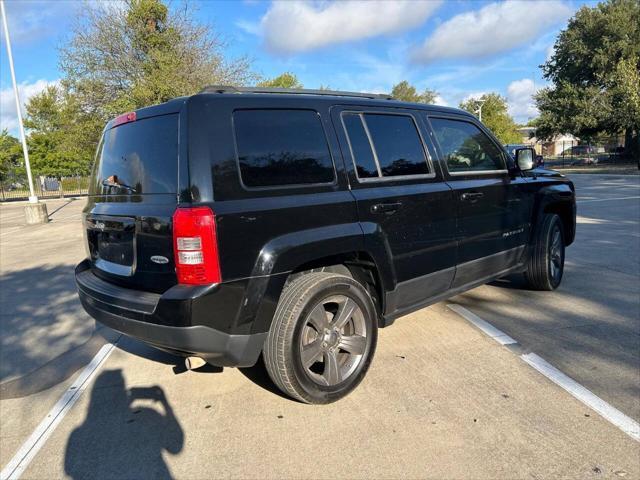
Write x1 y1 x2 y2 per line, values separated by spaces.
524 213 565 290
263 272 378 404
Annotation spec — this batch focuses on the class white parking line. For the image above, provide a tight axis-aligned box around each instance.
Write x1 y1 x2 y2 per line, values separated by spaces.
522 353 640 442
447 303 640 443
577 196 640 203
448 304 518 345
0 342 117 480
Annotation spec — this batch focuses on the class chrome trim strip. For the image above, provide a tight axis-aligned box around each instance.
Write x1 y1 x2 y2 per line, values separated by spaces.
448 169 509 176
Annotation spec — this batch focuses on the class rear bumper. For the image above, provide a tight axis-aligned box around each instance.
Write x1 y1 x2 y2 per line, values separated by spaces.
75 260 266 366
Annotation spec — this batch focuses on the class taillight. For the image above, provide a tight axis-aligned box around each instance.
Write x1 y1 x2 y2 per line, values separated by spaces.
172 207 221 285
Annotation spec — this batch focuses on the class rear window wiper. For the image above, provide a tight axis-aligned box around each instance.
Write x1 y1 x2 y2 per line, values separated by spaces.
102 177 136 193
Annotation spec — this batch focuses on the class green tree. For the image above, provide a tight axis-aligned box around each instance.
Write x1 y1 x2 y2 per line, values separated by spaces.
24 0 257 177
61 0 255 114
535 0 640 156
459 93 522 144
23 85 96 176
0 130 23 181
391 80 438 104
257 72 303 88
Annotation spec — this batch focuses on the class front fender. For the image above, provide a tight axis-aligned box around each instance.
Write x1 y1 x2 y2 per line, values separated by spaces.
531 183 576 245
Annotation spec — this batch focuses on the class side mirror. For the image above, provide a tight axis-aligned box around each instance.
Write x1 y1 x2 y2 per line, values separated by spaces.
515 148 535 171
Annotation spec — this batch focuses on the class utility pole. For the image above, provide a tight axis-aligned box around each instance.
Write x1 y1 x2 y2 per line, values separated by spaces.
1 0 48 223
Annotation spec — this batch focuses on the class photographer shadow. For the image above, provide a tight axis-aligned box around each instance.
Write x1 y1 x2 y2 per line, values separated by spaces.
64 369 183 480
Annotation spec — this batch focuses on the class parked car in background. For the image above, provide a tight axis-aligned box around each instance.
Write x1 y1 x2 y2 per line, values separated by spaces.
504 144 544 167
76 87 576 404
566 145 599 156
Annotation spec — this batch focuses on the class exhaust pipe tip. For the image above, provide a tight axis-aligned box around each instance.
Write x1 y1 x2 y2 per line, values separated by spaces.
185 356 207 371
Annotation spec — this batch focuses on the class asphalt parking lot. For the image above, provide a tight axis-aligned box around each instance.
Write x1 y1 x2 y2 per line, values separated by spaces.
1 174 639 479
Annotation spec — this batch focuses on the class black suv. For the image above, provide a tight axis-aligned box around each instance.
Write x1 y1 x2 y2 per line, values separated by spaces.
76 87 576 404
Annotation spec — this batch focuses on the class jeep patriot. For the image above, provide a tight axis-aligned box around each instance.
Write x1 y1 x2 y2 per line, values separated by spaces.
76 87 576 403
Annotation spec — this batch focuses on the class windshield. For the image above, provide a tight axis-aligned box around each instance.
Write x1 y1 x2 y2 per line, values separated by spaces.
90 114 178 195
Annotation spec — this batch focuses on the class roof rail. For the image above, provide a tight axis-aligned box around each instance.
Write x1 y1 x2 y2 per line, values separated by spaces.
198 85 394 100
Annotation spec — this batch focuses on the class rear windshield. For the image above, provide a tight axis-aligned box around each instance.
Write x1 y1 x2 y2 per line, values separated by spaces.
90 114 178 195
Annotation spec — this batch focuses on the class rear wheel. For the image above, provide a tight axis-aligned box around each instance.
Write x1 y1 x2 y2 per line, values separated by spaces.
524 213 565 290
264 272 378 404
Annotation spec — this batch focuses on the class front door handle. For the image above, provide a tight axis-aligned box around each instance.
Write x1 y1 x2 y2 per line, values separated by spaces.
370 202 402 215
461 192 484 202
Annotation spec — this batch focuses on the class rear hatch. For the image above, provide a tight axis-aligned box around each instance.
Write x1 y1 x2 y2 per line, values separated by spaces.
84 110 182 293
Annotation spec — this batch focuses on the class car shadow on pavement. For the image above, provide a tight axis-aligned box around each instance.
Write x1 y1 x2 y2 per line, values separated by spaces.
64 369 183 480
116 336 287 399
488 273 529 290
115 335 184 366
239 356 290 400
0 265 98 396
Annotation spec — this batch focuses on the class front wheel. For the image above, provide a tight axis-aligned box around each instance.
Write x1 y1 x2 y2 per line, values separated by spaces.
524 213 565 290
263 272 378 404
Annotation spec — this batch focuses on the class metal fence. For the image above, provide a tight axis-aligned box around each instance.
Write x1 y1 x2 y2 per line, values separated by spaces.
544 152 635 169
531 136 637 169
0 174 90 202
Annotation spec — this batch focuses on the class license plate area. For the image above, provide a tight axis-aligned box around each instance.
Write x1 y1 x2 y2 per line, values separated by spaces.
86 216 136 276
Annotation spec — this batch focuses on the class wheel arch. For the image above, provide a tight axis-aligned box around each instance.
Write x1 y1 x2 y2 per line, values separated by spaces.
531 185 576 247
243 224 393 333
543 201 575 246
288 251 388 325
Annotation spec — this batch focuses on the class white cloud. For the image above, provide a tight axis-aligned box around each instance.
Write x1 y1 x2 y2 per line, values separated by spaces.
235 19 261 36
432 95 448 107
462 91 488 103
325 51 409 94
412 1 572 63
259 0 442 54
0 1 77 45
0 79 58 133
546 43 556 61
506 78 541 122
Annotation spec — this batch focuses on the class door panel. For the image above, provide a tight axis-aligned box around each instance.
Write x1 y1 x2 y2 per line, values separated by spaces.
427 115 530 287
331 106 457 313
355 182 457 284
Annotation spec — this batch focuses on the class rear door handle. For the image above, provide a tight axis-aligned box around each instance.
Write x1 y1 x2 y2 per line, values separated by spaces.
460 192 484 202
370 202 402 215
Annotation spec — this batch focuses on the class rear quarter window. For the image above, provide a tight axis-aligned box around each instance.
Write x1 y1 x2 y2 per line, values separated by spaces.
233 109 335 188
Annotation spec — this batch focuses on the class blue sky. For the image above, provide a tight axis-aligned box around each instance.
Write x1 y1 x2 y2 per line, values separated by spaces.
1 0 596 134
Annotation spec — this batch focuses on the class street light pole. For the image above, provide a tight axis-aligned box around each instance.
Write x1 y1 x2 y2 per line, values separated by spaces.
475 100 486 123
1 0 47 222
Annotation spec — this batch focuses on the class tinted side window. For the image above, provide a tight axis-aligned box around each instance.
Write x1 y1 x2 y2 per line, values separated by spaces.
234 109 334 188
364 114 429 177
342 114 378 178
429 118 506 173
341 112 430 180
